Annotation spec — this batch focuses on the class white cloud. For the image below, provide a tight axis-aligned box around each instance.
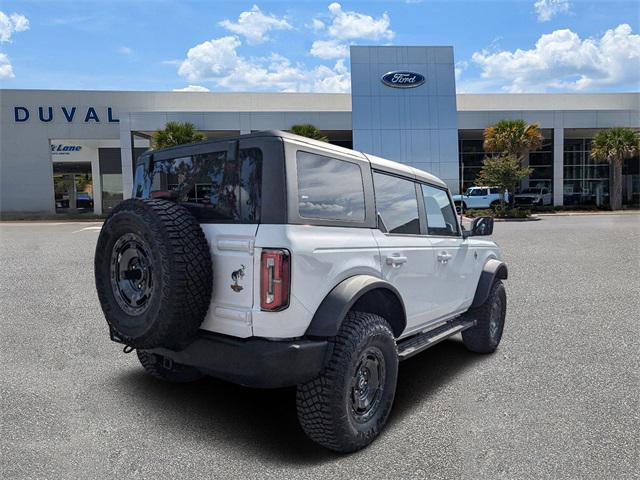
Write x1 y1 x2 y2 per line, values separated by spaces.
311 19 325 31
325 3 393 41
471 24 640 92
0 52 14 79
177 35 350 93
173 85 210 92
533 0 570 22
178 36 242 82
118 46 133 56
454 60 468 82
308 3 394 60
0 11 29 42
219 5 291 45
310 39 349 60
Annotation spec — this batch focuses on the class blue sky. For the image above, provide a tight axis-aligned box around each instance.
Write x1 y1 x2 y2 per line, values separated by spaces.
0 0 638 93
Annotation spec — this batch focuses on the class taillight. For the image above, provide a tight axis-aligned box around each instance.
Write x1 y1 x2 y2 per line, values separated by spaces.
260 249 290 311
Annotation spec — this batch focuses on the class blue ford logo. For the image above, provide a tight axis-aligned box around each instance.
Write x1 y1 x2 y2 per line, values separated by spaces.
381 71 425 88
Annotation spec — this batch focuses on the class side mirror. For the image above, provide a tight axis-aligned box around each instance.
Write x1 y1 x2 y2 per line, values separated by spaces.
463 216 494 238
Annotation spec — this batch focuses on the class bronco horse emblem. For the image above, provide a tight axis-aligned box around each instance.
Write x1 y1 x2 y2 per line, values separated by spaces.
230 265 246 292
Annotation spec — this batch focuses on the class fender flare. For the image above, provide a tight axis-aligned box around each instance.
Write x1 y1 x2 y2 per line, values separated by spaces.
305 275 406 338
470 259 508 308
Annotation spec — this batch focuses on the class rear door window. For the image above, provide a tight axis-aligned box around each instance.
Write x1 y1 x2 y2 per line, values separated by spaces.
296 151 365 222
373 172 420 234
150 148 262 223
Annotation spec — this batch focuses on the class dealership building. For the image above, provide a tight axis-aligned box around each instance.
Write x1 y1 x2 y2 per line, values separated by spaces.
1 45 638 215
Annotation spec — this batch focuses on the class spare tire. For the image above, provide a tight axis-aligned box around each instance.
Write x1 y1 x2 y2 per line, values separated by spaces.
94 199 212 349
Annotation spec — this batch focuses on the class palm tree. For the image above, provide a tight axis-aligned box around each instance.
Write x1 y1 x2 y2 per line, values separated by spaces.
483 119 544 207
152 121 206 150
290 124 328 142
483 119 544 160
590 127 640 210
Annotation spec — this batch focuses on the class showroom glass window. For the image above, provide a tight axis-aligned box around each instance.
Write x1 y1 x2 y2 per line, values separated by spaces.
373 172 420 234
563 138 609 206
296 151 365 222
421 184 459 236
147 148 262 222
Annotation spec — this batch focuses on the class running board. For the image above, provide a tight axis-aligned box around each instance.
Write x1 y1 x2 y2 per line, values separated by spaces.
397 319 476 360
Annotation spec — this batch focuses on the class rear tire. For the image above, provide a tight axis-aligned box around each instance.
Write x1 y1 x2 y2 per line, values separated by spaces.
296 311 398 453
462 280 506 354
137 350 204 383
94 199 212 349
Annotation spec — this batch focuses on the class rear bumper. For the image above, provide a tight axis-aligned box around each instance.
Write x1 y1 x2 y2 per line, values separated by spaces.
143 331 329 388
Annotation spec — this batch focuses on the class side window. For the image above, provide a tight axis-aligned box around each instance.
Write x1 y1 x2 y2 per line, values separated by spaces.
373 172 420 234
490 188 499 195
421 184 459 236
296 151 365 222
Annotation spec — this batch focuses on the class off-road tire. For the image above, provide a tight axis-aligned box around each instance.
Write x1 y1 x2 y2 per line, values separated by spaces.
95 199 212 349
462 280 506 353
137 350 204 383
296 311 398 453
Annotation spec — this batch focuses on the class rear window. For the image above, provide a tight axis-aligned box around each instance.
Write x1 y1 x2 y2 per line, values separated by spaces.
146 148 262 223
296 151 365 222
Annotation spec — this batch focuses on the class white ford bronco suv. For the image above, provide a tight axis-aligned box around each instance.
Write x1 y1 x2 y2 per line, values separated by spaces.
95 131 507 453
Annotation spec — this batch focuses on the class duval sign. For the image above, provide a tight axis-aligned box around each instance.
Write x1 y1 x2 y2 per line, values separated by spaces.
13 106 119 123
381 71 425 88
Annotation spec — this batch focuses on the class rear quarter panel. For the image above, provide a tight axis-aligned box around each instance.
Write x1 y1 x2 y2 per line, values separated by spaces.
252 225 381 338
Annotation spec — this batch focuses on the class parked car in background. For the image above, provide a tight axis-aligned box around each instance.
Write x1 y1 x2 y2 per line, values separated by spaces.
452 186 507 210
76 192 94 209
514 186 552 206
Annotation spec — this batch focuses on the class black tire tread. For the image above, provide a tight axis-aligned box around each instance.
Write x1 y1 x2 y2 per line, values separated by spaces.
296 311 397 452
95 199 212 348
462 280 506 354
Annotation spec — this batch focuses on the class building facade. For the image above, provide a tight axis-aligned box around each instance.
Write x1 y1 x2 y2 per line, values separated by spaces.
1 46 638 215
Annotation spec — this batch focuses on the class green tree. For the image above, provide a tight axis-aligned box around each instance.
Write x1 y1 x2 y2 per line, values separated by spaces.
476 156 533 209
290 124 328 142
482 119 544 207
483 119 544 159
590 127 640 210
152 121 206 150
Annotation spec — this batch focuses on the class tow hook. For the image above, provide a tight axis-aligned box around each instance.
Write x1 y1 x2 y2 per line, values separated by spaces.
123 345 135 354
162 357 173 370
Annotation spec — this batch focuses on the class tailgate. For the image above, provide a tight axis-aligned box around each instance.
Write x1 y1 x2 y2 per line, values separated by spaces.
199 224 258 338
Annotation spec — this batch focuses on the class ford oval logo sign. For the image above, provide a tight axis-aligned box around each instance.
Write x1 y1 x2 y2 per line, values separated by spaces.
381 71 425 88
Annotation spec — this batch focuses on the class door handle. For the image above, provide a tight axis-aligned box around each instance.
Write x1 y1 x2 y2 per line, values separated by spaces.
437 252 453 264
386 255 408 267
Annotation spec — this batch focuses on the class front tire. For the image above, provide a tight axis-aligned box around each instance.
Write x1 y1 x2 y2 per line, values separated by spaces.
462 280 506 353
137 350 205 383
296 311 398 453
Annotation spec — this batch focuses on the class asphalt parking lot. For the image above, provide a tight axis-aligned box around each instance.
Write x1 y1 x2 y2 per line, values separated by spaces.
1 214 638 479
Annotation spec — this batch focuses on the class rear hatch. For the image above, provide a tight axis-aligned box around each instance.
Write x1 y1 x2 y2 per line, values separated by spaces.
139 139 267 337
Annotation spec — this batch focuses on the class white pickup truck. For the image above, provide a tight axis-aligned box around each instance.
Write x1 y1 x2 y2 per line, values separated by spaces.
452 186 507 210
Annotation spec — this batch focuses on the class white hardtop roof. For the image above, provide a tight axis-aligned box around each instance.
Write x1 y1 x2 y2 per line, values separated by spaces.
270 131 447 188
363 153 447 188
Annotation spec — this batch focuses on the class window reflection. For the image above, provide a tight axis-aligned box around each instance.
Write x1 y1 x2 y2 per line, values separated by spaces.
373 172 420 234
296 151 365 222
